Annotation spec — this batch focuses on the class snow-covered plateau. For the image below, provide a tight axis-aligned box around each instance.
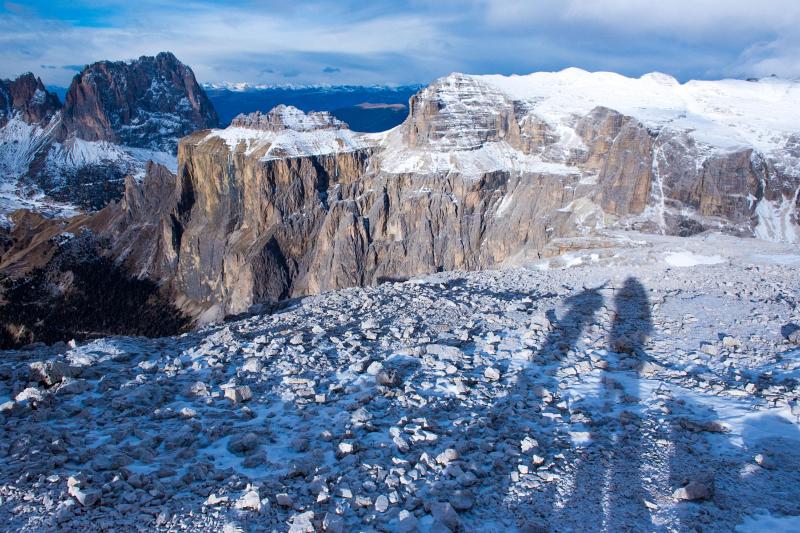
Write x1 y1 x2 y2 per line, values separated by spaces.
1 232 799 532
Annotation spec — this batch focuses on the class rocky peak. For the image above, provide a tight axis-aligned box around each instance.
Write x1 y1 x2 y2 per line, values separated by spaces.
230 105 348 132
402 73 517 150
60 51 219 152
0 73 61 126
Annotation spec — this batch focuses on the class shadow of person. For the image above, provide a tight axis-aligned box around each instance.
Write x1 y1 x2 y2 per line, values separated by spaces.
557 277 654 531
461 286 606 529
421 284 605 530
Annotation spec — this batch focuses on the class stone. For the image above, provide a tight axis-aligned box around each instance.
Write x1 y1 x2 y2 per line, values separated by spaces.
436 448 459 465
397 510 419 533
355 495 372 508
673 474 714 501
276 493 293 507
366 361 384 375
205 494 229 506
484 367 501 381
430 501 460 530
29 361 74 387
449 489 474 511
375 494 389 512
754 453 775 469
69 485 100 507
228 432 260 454
376 370 400 387
242 358 262 373
521 436 539 453
337 442 355 456
721 336 741 348
15 387 44 403
700 343 719 356
234 490 261 512
224 386 252 403
322 512 344 533
288 510 315 533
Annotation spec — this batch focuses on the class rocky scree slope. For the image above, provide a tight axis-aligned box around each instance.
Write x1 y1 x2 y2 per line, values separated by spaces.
3 70 800 345
0 237 799 531
0 52 218 216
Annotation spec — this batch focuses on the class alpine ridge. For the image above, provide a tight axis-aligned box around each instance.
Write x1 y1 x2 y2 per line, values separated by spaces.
2 69 800 345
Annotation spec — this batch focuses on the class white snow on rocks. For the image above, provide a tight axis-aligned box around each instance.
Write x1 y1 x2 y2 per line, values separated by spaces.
204 105 371 161
206 125 370 161
0 232 798 531
378 134 579 177
477 68 800 155
0 113 178 222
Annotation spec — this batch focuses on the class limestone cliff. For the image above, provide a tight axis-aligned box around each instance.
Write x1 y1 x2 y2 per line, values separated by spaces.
91 73 800 322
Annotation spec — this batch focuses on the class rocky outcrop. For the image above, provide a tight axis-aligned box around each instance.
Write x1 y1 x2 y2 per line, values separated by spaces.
0 73 61 126
60 52 218 152
0 52 218 216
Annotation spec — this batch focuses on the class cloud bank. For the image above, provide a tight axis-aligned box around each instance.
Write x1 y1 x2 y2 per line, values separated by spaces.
1 0 798 86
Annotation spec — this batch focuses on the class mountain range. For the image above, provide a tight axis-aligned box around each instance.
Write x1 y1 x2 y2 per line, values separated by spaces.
1 53 799 347
201 83 421 132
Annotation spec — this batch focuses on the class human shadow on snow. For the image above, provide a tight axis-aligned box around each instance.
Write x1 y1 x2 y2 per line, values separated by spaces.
451 276 800 532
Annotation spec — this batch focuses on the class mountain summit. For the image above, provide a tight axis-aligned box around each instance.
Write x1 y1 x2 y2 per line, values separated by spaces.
0 52 218 214
60 51 218 152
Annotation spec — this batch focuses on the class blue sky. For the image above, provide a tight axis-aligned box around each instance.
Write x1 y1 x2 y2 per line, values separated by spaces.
2 0 799 87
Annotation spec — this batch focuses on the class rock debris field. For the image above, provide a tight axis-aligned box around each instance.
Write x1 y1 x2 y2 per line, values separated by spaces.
1 233 800 532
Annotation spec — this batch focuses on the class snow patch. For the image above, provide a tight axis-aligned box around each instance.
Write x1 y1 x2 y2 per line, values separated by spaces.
476 69 800 155
736 512 800 533
754 189 800 244
379 136 579 176
664 251 725 267
205 126 370 160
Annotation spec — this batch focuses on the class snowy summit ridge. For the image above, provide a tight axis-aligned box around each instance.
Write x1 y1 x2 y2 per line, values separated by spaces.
204 105 369 160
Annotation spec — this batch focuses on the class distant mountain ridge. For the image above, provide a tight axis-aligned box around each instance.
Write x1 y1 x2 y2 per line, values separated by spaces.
202 83 422 132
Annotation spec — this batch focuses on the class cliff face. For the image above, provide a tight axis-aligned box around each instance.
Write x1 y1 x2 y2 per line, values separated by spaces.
89 72 800 323
0 73 61 127
60 52 219 152
3 71 800 343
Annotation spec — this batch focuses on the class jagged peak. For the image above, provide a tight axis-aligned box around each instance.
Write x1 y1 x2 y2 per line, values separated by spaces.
230 105 349 132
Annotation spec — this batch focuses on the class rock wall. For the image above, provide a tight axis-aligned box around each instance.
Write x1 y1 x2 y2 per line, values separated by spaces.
0 73 61 127
60 52 219 152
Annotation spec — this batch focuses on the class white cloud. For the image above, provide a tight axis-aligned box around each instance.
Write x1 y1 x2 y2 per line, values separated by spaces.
1 0 800 85
0 4 451 85
729 38 800 78
485 0 800 39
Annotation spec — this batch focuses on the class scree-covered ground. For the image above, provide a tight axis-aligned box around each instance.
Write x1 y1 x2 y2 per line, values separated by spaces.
1 232 799 532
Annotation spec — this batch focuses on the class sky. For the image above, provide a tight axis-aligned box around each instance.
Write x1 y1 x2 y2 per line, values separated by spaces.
1 0 800 87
